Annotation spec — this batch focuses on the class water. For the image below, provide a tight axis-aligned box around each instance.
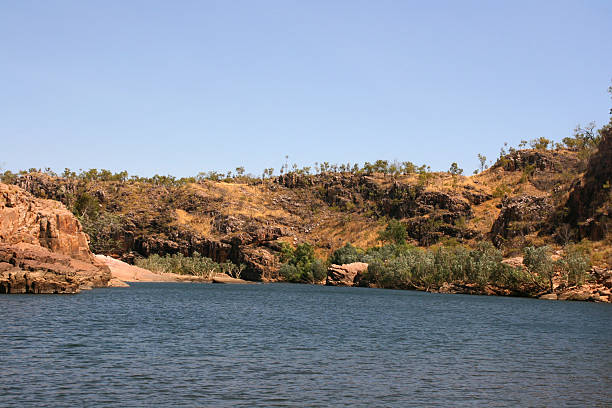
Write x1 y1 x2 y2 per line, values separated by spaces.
1 283 610 407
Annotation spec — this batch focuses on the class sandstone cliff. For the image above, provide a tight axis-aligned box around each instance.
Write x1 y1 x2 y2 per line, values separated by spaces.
0 183 111 293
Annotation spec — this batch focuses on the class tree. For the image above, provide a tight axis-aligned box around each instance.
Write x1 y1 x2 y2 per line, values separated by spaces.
279 242 327 283
402 161 415 174
529 137 551 150
477 154 487 172
558 246 589 286
523 246 554 292
449 162 463 176
563 122 600 150
73 192 100 218
235 167 245 177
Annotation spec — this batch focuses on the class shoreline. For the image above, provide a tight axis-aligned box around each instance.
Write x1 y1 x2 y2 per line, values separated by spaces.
96 255 253 286
96 255 610 302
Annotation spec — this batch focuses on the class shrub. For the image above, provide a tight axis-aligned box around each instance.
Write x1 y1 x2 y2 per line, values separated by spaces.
79 212 123 254
378 219 407 245
73 192 99 218
279 242 328 283
135 252 235 279
329 243 363 265
357 242 532 292
523 246 554 292
559 245 590 286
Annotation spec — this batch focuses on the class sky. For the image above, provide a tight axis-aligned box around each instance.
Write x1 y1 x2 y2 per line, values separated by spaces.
1 0 611 177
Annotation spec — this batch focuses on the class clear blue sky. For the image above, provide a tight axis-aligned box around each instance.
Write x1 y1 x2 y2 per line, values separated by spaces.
1 0 611 177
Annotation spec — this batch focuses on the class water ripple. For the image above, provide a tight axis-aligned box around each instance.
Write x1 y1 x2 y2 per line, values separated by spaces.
1 283 611 407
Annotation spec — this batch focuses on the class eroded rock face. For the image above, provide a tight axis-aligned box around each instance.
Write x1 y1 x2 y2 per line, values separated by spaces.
565 125 612 240
0 183 92 260
490 195 553 247
238 246 278 281
0 183 110 293
326 262 368 286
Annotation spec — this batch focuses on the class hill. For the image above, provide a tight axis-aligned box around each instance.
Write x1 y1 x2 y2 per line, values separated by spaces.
3 128 610 282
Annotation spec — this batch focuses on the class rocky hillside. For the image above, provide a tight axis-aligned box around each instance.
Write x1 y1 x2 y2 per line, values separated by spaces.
5 139 610 282
565 123 612 240
0 183 111 293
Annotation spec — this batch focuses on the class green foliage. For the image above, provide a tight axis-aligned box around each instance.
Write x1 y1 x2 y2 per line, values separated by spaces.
449 162 463 176
562 122 601 151
0 170 18 184
219 260 247 278
523 246 554 292
358 242 522 291
279 242 295 263
477 154 487 172
493 184 511 198
378 219 407 245
329 243 363 265
78 211 123 254
529 137 552 150
135 252 240 278
558 245 590 286
519 164 536 184
73 192 100 218
279 242 327 283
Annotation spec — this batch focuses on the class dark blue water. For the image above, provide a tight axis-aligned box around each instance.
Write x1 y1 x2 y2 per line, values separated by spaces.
1 283 610 407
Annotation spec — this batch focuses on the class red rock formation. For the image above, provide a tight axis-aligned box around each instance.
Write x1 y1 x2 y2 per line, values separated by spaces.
0 183 110 293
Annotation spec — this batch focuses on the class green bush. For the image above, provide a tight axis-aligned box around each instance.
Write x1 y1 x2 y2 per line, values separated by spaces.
523 246 554 292
357 242 533 292
378 219 407 245
279 242 327 283
558 245 590 286
78 211 123 254
329 243 363 265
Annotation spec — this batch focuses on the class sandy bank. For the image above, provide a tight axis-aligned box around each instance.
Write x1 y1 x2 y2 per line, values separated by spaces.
95 255 209 283
212 275 256 284
95 254 253 285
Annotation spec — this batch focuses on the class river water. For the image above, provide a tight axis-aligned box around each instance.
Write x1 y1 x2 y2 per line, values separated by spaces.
1 283 610 407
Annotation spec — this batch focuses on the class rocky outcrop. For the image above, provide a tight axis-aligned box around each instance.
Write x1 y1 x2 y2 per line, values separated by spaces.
1 183 92 260
238 246 278 281
0 183 110 293
494 149 581 173
326 262 368 286
591 266 612 289
490 195 553 247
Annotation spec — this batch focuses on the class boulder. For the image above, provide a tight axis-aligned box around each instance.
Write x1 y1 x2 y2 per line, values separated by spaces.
539 293 558 300
108 278 130 287
558 291 591 301
326 262 368 286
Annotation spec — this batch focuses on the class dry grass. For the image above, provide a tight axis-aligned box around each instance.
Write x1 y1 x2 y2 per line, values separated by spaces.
174 209 213 236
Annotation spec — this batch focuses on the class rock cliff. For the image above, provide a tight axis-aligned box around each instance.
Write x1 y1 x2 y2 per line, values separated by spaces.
0 183 110 293
565 123 612 240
